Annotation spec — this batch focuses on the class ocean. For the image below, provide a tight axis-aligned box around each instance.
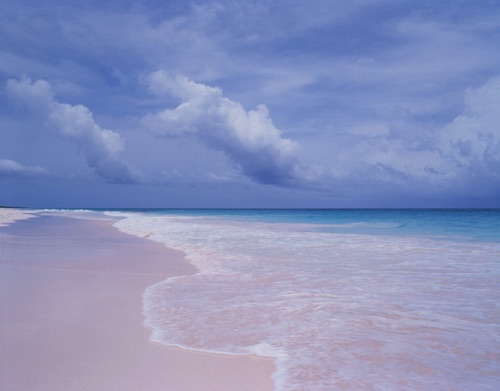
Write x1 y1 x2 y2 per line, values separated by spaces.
79 209 499 390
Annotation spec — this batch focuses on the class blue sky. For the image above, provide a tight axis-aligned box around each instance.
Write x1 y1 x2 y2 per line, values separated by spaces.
1 0 499 208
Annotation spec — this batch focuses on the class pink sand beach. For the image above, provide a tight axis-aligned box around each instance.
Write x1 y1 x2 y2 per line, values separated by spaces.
0 211 275 390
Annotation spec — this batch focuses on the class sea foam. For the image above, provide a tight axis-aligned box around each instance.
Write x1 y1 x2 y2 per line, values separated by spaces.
112 211 500 391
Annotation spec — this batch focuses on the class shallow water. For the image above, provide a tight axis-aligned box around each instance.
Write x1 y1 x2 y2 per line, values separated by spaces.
108 209 499 390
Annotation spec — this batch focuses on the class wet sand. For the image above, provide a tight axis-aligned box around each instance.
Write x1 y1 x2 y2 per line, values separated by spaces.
0 212 275 391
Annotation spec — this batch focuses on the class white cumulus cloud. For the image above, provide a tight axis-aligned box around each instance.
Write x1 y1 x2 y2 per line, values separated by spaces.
338 76 500 195
0 159 49 179
439 77 500 181
7 76 138 184
142 71 303 186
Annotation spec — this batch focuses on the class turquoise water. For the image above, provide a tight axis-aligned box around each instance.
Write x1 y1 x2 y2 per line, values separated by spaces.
56 208 500 390
106 208 500 241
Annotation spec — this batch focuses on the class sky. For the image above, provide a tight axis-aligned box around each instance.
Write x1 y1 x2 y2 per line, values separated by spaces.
1 0 499 208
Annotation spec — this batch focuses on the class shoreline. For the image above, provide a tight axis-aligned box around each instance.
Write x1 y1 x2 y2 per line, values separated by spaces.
0 211 275 391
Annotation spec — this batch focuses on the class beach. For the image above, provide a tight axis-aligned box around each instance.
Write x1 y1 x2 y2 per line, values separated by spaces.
0 211 275 391
2 208 498 390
